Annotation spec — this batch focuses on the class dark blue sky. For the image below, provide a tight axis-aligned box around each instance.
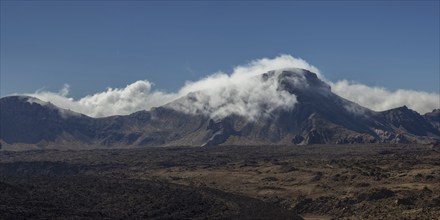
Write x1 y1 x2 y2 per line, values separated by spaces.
1 1 439 98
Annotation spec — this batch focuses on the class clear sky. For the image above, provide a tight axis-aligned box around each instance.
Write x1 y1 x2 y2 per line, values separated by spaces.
1 0 439 98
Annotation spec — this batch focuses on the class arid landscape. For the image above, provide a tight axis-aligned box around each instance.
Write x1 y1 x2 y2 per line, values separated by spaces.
1 143 439 219
2 1 439 219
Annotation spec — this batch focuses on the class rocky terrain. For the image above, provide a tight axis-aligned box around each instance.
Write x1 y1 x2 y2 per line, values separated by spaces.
1 68 439 218
1 69 439 150
1 144 439 219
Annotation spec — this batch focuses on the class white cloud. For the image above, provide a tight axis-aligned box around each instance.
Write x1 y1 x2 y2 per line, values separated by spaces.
331 80 439 114
20 54 439 118
24 81 177 117
23 55 318 118
169 55 319 120
168 69 298 120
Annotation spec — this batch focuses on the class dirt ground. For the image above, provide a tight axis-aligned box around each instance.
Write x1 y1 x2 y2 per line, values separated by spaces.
1 144 439 219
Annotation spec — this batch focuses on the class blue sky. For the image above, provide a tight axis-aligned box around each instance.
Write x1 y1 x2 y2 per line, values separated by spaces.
1 1 439 98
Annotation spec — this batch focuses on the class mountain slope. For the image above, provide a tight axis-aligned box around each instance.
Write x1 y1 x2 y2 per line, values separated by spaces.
0 96 96 145
424 109 440 130
1 69 439 149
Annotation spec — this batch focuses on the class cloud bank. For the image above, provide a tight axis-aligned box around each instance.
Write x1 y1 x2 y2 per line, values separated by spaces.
167 69 298 120
24 81 176 117
331 80 439 114
21 54 439 118
167 55 319 119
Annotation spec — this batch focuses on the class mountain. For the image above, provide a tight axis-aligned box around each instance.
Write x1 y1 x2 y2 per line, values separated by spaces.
0 96 99 150
424 109 440 130
1 69 439 150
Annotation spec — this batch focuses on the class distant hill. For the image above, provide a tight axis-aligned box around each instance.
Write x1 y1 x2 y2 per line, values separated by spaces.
1 69 439 150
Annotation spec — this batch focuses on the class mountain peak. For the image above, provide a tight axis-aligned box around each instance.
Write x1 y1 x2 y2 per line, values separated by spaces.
0 95 82 119
1 95 45 104
399 105 409 110
425 109 440 116
385 105 416 114
271 68 331 94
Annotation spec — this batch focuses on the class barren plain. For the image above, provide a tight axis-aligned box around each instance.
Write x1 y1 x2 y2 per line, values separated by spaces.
1 144 439 219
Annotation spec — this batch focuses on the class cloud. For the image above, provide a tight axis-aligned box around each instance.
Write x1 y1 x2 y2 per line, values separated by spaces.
24 81 177 117
23 55 318 119
168 69 298 120
331 80 439 114
20 54 439 118
169 55 319 120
